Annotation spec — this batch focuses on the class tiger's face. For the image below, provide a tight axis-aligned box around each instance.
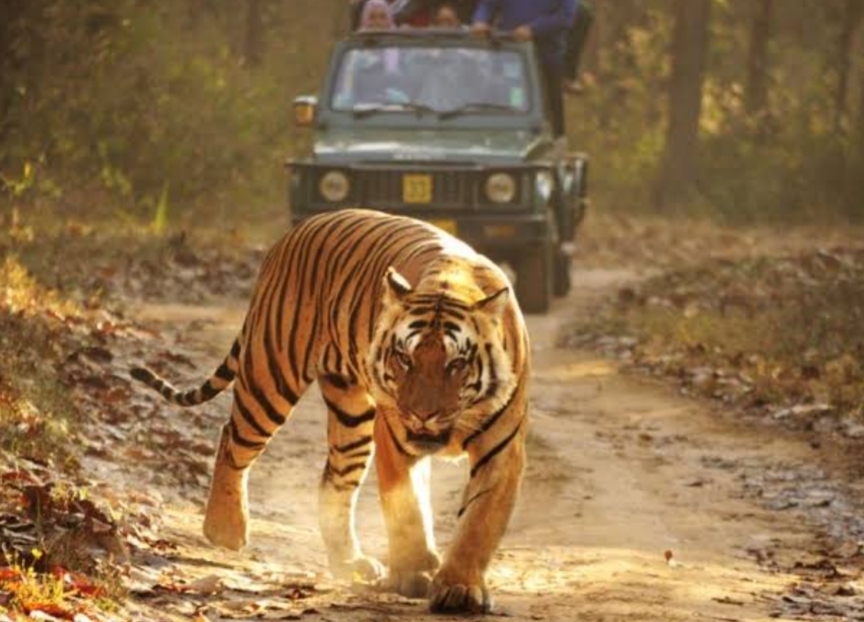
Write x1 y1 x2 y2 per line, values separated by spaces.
369 267 514 454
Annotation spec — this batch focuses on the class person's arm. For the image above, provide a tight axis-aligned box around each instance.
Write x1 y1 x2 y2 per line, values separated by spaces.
527 0 578 37
472 0 502 26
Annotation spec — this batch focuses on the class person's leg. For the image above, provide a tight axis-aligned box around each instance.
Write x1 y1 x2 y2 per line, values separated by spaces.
565 2 594 90
563 18 580 82
543 63 565 137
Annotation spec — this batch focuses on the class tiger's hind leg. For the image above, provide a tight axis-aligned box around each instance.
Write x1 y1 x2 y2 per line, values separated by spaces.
203 377 298 551
318 375 384 582
373 411 441 598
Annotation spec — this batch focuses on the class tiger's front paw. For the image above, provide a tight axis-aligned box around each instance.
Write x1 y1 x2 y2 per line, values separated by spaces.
429 568 491 614
387 569 434 599
202 502 248 551
386 547 440 598
331 554 386 583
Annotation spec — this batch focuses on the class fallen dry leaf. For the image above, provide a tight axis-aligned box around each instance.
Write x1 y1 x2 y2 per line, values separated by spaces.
185 574 226 595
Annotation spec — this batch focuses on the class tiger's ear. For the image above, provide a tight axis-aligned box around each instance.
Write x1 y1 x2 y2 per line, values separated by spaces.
474 287 509 317
382 267 413 305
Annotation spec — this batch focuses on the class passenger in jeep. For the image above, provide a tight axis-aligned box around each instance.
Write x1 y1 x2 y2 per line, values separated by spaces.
472 0 578 136
359 0 396 30
391 0 479 26
351 0 399 30
432 4 465 28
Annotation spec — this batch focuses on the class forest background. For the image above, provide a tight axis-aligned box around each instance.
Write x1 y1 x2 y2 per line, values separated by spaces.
2 0 862 230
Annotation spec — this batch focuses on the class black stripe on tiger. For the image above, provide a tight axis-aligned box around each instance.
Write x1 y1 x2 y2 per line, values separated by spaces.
343 221 426 370
457 487 493 519
483 343 500 399
323 397 376 428
470 421 522 479
323 374 349 390
327 461 368 478
233 389 273 440
264 320 299 406
345 450 372 460
130 366 231 407
287 215 349 385
462 388 518 449
383 415 412 457
331 435 373 454
215 362 234 382
240 353 289 427
229 419 267 449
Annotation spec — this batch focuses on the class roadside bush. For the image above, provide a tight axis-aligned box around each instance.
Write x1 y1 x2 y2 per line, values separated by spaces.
0 1 335 227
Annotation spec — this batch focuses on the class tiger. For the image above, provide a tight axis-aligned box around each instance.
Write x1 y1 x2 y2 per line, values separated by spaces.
130 208 529 614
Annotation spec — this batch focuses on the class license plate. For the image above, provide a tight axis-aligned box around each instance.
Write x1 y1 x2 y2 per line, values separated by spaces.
403 174 433 204
483 224 517 238
428 219 457 236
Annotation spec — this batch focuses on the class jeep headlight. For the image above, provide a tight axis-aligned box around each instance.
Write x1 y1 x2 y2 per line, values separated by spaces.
485 173 517 204
319 171 350 202
535 170 554 203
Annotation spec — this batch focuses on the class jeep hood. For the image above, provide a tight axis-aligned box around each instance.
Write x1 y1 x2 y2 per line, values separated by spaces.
313 128 551 164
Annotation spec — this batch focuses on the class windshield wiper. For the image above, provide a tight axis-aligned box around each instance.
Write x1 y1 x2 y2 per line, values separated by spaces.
353 103 437 119
438 102 520 120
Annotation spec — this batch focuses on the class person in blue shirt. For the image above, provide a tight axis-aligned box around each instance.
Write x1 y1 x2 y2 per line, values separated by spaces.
471 0 578 136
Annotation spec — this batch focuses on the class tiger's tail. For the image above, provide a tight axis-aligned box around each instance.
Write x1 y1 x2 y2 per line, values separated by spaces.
130 339 240 407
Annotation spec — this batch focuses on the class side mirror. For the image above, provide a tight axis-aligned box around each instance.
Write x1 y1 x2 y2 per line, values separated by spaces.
293 96 318 127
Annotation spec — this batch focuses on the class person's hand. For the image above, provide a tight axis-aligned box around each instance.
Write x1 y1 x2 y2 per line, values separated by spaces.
512 25 533 41
471 21 491 37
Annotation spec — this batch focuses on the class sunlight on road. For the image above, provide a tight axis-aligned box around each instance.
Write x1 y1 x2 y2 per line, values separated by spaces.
537 359 617 381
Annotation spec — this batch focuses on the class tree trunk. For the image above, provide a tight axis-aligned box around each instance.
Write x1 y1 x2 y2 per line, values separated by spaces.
834 0 864 133
859 66 864 158
850 61 864 214
745 0 773 116
243 0 264 67
653 0 712 211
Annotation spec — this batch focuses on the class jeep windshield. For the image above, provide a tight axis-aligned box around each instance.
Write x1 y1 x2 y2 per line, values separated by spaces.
330 46 532 116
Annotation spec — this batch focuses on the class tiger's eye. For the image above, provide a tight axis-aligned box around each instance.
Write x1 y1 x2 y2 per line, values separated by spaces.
395 350 413 369
446 358 467 374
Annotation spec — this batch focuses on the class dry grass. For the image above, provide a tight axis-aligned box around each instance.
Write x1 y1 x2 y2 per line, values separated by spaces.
574 210 864 270
569 246 864 425
0 255 84 467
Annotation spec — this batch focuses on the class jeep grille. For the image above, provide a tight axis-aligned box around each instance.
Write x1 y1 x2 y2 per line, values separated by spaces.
358 170 472 208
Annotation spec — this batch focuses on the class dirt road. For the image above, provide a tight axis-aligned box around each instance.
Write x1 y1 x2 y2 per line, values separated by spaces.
124 269 864 622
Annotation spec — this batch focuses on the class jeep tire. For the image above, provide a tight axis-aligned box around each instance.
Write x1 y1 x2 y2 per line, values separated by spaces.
515 241 553 314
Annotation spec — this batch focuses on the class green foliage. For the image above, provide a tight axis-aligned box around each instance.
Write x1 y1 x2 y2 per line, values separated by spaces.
152 182 170 235
567 3 673 208
0 0 339 225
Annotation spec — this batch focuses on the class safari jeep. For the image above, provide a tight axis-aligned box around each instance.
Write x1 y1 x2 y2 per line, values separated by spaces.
288 29 588 314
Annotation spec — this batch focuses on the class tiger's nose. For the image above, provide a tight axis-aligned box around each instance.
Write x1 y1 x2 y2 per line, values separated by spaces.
409 414 442 437
408 408 441 424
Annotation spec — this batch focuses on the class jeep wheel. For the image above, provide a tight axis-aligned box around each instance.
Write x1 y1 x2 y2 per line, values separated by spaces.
553 249 572 297
516 242 553 314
